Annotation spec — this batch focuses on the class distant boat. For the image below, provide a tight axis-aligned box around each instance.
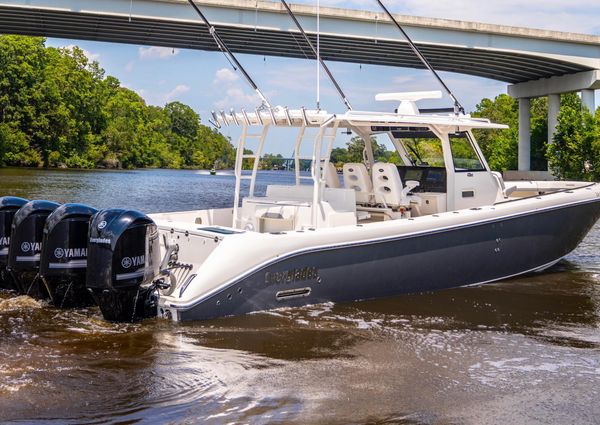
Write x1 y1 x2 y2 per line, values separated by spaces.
210 160 217 175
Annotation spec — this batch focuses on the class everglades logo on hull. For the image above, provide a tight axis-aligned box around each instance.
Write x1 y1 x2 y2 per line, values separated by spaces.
265 267 320 285
121 255 145 269
90 237 111 245
21 241 42 253
54 247 87 259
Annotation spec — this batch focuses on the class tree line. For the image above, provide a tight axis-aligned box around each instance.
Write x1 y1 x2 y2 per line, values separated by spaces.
0 35 598 180
473 93 600 181
0 35 235 169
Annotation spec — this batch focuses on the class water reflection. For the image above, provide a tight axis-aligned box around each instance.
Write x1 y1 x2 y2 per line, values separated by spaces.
0 168 599 424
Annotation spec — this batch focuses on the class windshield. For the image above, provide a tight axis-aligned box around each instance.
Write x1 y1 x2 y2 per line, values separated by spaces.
388 127 445 167
449 132 485 172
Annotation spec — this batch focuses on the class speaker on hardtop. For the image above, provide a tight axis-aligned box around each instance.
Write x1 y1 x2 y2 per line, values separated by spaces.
39 203 98 308
0 196 29 290
86 209 161 322
8 200 61 298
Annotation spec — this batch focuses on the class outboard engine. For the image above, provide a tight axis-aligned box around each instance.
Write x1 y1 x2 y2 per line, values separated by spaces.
0 196 29 290
86 209 161 322
8 200 60 298
39 204 98 308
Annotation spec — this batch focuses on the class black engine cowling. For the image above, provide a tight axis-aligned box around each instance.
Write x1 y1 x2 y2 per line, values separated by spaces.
8 200 60 298
39 203 98 308
86 209 161 322
0 196 29 290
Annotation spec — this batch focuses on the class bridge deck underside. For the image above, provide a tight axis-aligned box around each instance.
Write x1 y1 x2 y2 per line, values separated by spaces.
0 6 591 84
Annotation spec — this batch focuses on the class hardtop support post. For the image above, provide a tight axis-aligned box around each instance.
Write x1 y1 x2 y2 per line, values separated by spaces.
294 124 307 185
311 127 324 228
249 125 270 197
353 128 376 171
232 123 248 228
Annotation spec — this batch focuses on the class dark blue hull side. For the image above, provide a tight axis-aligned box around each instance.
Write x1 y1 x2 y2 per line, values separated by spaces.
177 199 600 321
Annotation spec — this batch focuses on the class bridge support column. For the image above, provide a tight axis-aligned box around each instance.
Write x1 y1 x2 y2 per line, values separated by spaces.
509 70 600 173
581 89 596 112
547 94 560 145
518 98 531 171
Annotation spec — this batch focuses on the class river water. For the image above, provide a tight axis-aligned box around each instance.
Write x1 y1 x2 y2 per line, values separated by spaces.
0 167 599 424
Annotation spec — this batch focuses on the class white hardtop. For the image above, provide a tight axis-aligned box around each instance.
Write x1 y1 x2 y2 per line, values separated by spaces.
213 91 508 131
215 107 508 130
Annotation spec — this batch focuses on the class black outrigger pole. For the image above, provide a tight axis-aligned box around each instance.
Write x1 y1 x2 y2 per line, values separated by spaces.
186 0 271 110
280 0 353 111
375 0 465 115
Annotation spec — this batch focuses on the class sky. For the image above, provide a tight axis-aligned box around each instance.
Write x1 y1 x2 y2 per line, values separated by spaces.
45 0 600 154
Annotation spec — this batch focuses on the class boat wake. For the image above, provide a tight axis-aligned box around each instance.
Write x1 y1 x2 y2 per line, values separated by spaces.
0 294 43 312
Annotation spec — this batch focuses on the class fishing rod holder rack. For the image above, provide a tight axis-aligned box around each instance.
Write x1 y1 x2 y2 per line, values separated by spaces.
211 107 334 129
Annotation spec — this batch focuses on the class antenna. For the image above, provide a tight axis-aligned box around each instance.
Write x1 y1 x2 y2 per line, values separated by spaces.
280 0 353 111
187 0 271 109
317 0 320 110
375 0 465 115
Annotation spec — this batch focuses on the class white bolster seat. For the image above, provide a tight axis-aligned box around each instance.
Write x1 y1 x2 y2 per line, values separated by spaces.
322 162 341 188
491 171 517 200
372 162 421 208
343 163 373 204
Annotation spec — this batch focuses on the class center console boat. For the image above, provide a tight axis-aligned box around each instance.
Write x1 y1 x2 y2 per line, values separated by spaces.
116 92 599 322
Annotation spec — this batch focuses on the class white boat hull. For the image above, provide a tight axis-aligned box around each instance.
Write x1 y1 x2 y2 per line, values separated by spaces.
152 183 600 321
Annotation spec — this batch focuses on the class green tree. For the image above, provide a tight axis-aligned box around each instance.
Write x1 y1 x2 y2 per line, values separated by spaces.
342 137 389 163
472 94 548 172
164 101 201 167
546 93 598 181
195 126 235 169
0 35 239 171
472 94 518 171
0 35 47 166
261 153 285 170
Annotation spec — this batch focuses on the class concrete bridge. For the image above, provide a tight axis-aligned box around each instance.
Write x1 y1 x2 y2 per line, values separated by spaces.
1 0 599 171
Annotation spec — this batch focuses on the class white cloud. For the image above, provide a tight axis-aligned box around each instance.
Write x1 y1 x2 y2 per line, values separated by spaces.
164 84 191 102
125 84 191 106
214 87 263 110
392 75 416 85
63 44 100 62
124 60 135 72
138 46 180 60
213 68 239 85
211 67 271 109
266 64 315 90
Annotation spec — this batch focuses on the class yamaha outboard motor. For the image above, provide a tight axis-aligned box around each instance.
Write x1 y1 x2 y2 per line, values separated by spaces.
8 200 60 298
86 209 161 322
0 196 29 290
39 204 98 308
